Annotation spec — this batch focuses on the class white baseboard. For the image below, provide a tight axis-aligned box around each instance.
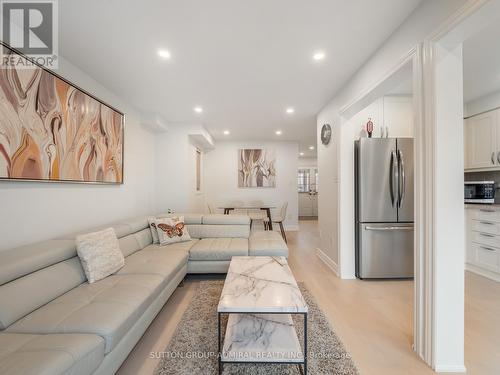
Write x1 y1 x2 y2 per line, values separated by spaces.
434 365 467 373
316 248 338 276
466 263 500 282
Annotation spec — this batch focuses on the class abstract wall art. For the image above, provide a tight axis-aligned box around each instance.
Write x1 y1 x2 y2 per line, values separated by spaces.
238 149 276 188
0 44 124 184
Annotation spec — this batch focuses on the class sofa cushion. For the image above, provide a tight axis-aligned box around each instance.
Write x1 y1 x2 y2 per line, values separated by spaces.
148 217 160 244
249 231 289 257
143 240 198 253
118 228 153 257
76 228 125 284
0 257 86 330
202 214 250 225
0 333 105 375
7 274 164 354
58 216 150 241
156 213 203 225
117 243 191 279
187 224 250 239
60 223 132 241
189 238 248 261
0 239 77 286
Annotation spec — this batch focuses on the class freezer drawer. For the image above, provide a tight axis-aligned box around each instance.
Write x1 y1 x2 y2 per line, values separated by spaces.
358 223 414 279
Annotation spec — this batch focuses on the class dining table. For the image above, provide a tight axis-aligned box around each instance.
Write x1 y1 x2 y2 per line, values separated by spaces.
219 206 276 230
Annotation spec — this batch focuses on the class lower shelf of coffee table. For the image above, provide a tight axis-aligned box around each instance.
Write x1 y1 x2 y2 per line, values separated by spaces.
221 313 303 363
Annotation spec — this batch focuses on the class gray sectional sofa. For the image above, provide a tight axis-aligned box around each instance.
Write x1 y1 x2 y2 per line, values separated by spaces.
0 213 288 375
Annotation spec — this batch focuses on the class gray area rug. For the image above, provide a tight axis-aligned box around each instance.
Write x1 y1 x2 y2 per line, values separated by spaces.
155 280 359 374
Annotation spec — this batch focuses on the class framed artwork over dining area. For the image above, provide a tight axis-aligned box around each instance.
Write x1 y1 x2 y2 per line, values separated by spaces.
237 148 276 188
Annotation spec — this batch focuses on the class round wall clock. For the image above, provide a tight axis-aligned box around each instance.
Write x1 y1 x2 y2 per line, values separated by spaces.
321 124 332 145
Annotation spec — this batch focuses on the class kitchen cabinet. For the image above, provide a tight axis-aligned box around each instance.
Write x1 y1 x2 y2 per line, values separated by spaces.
298 192 318 217
311 194 318 216
464 109 500 170
465 206 500 281
382 96 414 138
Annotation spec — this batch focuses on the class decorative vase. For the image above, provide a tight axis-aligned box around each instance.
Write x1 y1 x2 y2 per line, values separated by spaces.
366 118 374 138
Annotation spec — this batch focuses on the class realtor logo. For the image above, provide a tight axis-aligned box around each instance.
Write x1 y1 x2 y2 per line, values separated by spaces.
0 0 58 68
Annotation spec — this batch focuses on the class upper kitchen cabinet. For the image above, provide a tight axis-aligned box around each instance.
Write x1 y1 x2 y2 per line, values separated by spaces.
383 96 414 138
464 109 500 170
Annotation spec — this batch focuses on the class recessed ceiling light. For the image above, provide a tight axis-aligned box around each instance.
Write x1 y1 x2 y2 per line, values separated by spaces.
313 51 325 61
309 146 315 150
157 49 171 59
275 130 282 135
223 130 230 135
299 152 304 156
286 107 295 114
194 106 203 113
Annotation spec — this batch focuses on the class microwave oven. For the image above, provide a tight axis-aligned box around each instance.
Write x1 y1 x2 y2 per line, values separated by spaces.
464 181 495 204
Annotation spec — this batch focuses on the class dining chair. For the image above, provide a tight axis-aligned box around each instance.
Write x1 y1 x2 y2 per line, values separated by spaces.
263 202 288 242
248 200 267 229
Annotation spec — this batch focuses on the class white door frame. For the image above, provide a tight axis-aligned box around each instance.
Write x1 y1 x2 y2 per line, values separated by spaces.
338 42 426 363
337 0 495 370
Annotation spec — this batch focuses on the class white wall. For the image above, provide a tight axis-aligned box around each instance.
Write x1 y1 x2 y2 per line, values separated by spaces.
204 141 299 230
465 88 500 117
316 0 466 277
155 124 212 214
298 157 317 168
0 57 157 251
433 41 465 373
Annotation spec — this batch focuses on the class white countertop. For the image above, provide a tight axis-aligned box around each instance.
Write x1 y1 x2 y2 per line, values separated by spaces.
465 204 500 209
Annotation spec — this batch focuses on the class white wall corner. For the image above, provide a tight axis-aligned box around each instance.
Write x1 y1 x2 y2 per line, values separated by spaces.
316 248 339 276
141 112 169 132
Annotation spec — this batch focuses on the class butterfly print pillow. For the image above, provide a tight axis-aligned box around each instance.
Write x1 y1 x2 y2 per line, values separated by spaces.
156 216 191 246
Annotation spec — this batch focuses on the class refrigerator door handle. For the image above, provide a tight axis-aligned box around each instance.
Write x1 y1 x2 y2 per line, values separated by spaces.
390 151 397 207
365 226 414 231
397 149 406 208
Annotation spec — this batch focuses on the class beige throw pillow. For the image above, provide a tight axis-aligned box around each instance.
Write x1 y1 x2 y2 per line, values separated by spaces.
148 217 160 244
156 216 191 246
76 228 124 283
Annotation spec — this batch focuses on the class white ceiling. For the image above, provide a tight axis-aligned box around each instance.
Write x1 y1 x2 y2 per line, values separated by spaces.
59 0 422 158
464 20 500 103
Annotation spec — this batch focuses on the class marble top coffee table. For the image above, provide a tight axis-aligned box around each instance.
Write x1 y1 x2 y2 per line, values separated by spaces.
217 256 308 375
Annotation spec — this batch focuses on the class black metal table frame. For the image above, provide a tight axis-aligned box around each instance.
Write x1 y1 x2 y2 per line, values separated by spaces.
217 311 308 375
222 207 274 230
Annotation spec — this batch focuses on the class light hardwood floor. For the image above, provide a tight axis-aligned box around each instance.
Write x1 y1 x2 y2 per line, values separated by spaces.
118 220 500 375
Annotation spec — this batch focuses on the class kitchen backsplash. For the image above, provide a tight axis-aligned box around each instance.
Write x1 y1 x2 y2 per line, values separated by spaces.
465 171 500 203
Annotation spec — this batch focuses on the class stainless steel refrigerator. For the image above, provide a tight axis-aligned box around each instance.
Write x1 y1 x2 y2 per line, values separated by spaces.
354 138 414 279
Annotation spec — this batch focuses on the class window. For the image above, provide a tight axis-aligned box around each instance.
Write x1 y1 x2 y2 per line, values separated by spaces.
297 168 318 193
297 169 310 193
196 149 202 191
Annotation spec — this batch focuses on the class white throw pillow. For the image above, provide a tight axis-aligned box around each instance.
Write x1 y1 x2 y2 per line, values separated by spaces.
148 217 160 244
156 216 191 246
76 228 124 283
